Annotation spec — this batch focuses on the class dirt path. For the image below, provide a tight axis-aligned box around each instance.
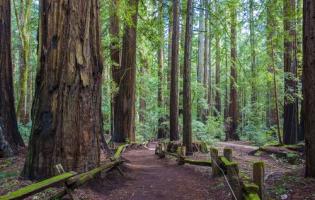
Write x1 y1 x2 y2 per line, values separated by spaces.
76 143 229 200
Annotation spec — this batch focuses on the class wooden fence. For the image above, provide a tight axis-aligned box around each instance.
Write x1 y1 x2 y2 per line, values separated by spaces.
156 142 264 200
0 144 128 200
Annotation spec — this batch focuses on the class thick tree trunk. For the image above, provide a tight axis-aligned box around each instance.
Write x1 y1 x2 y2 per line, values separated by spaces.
283 0 298 145
303 0 315 178
0 0 25 157
112 0 139 143
183 0 193 155
227 3 239 141
23 0 103 179
110 0 120 138
170 0 180 141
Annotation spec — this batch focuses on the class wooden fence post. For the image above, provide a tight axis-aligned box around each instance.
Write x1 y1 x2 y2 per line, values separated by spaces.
226 163 242 200
253 161 265 200
224 148 233 161
210 148 220 177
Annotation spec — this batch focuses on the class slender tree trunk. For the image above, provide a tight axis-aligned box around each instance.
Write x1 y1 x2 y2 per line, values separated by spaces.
110 0 120 138
207 2 212 116
303 0 315 177
227 2 239 141
167 1 173 101
183 0 193 155
170 0 180 141
266 0 282 144
249 0 257 108
0 0 25 157
215 32 221 116
112 0 139 143
283 0 298 145
13 0 33 124
203 0 209 120
197 0 205 83
157 0 165 139
23 0 103 179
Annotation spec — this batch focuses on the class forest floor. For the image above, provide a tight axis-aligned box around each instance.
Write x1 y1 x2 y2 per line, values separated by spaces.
1 141 315 200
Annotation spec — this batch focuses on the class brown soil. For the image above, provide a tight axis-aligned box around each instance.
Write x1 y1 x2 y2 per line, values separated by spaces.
75 142 230 200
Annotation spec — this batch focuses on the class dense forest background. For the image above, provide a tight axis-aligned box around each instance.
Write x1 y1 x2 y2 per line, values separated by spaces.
10 0 303 146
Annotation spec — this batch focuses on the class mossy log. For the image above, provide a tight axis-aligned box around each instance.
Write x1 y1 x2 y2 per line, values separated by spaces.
0 172 76 200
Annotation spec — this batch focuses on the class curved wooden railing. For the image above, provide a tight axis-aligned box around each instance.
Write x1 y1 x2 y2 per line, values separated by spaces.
0 144 128 200
156 141 264 200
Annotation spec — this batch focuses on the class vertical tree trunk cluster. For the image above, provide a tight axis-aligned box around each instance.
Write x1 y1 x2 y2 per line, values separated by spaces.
183 0 193 155
283 0 298 145
112 0 139 143
23 0 103 179
303 0 315 178
0 0 25 157
227 2 239 141
170 0 180 141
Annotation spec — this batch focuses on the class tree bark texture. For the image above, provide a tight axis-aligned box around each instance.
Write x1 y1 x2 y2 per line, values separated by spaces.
112 0 139 143
227 3 239 141
283 0 298 145
183 0 193 155
303 0 315 177
170 0 180 141
0 0 25 157
23 0 103 179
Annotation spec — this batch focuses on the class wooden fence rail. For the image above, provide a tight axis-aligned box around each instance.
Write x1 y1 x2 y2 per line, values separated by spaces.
0 144 128 200
156 142 264 200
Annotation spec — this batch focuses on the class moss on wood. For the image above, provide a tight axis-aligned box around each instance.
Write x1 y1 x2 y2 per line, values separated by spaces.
0 172 76 200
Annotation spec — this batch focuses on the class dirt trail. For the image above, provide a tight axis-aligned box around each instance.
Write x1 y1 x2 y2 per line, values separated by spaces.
76 142 229 200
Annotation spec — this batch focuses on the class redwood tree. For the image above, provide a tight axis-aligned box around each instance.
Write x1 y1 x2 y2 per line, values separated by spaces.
170 0 180 141
0 0 24 157
303 0 315 178
23 0 104 179
112 0 139 143
227 1 239 141
283 0 298 145
183 0 193 155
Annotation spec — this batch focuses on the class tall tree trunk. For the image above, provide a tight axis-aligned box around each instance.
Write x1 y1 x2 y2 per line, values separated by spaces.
202 0 209 120
249 0 257 108
0 0 25 157
13 0 33 124
283 0 298 144
112 0 139 143
23 0 103 179
170 0 180 141
167 1 173 103
266 0 281 144
215 32 221 116
303 0 315 178
207 1 212 117
157 0 165 139
183 0 193 155
197 0 205 120
197 0 205 83
110 0 120 138
227 2 239 141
